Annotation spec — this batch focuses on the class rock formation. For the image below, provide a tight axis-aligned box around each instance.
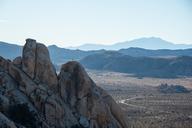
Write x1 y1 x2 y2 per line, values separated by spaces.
0 39 128 128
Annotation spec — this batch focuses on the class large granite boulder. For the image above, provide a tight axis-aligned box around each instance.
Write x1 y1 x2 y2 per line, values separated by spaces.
58 61 128 128
0 39 128 128
22 39 58 91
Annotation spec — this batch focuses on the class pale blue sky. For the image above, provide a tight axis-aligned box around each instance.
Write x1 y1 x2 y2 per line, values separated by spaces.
0 0 192 47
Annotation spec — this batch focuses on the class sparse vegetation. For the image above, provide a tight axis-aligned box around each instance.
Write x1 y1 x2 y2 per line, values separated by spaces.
88 70 192 128
157 83 190 93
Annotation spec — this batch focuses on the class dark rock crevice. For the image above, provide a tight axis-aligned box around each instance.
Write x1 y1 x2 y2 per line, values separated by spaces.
33 39 38 81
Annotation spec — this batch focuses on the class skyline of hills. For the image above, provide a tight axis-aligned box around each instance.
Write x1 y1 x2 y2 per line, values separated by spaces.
1 38 192 78
1 37 192 65
70 37 192 50
1 37 192 51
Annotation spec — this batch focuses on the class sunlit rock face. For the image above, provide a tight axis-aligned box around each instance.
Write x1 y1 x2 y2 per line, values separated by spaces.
22 39 58 91
0 39 128 128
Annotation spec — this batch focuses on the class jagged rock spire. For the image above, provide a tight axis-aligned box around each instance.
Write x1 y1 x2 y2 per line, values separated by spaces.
22 38 58 90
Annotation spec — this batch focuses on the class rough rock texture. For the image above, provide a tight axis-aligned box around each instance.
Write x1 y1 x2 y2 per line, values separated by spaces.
13 56 22 66
22 38 36 78
0 39 128 128
0 112 17 128
22 39 58 91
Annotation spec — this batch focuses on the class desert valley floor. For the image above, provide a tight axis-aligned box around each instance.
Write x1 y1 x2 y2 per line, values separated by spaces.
87 70 192 128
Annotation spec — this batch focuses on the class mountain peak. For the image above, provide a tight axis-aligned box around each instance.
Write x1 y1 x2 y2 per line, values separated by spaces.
70 37 192 50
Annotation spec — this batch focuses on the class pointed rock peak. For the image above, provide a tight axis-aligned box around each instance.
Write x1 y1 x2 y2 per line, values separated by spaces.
26 38 36 44
22 38 37 78
22 39 58 89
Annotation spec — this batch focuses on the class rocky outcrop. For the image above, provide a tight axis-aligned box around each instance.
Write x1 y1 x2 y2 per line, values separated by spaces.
22 38 36 78
22 39 58 91
0 39 128 128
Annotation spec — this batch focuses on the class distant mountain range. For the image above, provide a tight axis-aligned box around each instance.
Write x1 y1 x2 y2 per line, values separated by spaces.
119 47 192 57
70 37 192 50
1 38 192 78
0 41 22 60
1 38 192 63
80 52 192 78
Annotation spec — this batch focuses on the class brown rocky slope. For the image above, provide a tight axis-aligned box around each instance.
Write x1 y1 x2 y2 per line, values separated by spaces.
0 39 128 128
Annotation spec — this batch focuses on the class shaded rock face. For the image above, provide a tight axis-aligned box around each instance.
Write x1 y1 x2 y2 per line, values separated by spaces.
22 39 58 91
0 39 128 128
22 38 36 78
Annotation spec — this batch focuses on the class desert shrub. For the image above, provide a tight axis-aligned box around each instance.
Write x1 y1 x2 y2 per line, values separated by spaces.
157 83 190 93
